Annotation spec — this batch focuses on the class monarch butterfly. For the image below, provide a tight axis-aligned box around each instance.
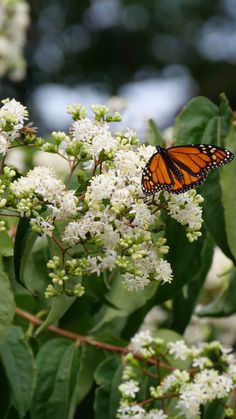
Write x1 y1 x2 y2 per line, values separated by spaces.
142 144 234 195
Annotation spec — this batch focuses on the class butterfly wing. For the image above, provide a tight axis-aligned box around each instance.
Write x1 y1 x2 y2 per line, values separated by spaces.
141 144 234 195
166 144 234 193
142 150 174 195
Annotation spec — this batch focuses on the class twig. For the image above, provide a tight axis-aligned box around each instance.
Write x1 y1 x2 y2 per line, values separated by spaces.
0 213 20 217
15 307 174 369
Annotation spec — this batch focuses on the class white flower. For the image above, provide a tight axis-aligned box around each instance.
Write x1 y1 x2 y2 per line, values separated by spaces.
192 357 211 369
117 404 146 419
177 383 203 418
51 190 79 220
11 166 65 202
71 118 118 158
130 330 155 357
71 117 99 142
88 250 117 275
91 130 118 158
62 221 81 246
122 272 150 292
154 259 173 284
146 409 167 419
168 340 190 361
161 370 190 392
194 369 233 400
118 380 140 398
166 191 203 234
114 149 141 176
86 172 117 204
1 98 28 125
30 216 54 237
129 203 155 229
0 134 9 155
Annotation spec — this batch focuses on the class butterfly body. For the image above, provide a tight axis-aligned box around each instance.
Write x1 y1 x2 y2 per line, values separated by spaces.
142 144 234 195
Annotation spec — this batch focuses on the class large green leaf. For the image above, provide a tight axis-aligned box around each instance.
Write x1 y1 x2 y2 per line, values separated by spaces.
34 294 76 336
22 236 50 301
0 230 13 257
0 326 34 418
203 400 225 419
14 217 38 292
154 219 207 304
173 96 218 145
82 273 118 309
90 272 158 333
0 257 15 345
148 119 165 146
94 356 122 419
171 233 214 333
174 95 235 262
220 127 236 262
201 171 235 262
31 338 79 419
69 345 105 418
197 267 236 317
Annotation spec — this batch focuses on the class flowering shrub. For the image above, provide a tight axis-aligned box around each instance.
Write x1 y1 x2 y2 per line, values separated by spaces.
0 94 236 418
0 98 204 300
117 331 236 418
0 0 29 81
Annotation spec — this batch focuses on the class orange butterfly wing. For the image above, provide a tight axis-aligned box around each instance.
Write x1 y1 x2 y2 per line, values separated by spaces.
142 152 174 195
142 144 234 195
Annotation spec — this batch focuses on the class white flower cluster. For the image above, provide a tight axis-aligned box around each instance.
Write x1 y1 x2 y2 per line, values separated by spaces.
11 166 78 222
1 100 205 297
0 0 30 81
0 98 29 155
165 191 204 242
117 404 167 419
117 331 236 419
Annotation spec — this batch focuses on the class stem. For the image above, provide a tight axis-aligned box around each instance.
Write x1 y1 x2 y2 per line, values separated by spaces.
15 307 173 368
136 392 178 407
157 359 166 411
67 159 78 188
51 234 66 253
92 159 101 176
0 155 7 175
0 213 20 217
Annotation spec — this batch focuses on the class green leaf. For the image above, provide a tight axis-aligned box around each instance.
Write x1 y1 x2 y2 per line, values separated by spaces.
34 294 76 336
0 361 10 418
0 257 15 345
91 272 158 333
174 94 235 262
14 217 38 292
201 171 235 262
203 399 225 419
0 230 13 257
94 357 122 419
174 96 218 145
148 119 165 146
31 338 79 419
69 345 105 418
154 219 207 304
82 273 118 309
0 326 34 418
197 267 236 317
220 127 236 262
22 236 50 301
171 233 214 333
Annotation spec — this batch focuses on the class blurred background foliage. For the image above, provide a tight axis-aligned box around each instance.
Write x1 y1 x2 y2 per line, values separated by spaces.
1 0 236 134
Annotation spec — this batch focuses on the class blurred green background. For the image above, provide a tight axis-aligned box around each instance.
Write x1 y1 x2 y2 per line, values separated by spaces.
2 0 236 135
